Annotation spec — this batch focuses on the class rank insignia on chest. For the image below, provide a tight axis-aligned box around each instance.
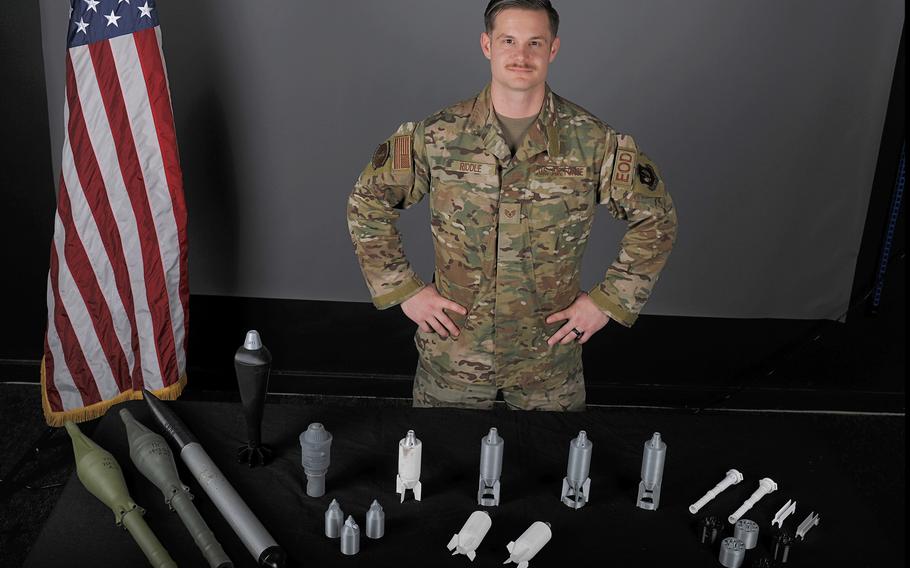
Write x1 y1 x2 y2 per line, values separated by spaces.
637 163 659 191
371 142 390 170
533 164 588 178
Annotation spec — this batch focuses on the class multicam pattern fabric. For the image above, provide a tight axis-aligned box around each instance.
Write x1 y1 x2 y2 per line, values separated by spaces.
347 84 678 410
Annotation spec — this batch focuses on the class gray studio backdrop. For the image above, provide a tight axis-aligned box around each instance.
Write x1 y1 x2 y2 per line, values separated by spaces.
39 1 904 320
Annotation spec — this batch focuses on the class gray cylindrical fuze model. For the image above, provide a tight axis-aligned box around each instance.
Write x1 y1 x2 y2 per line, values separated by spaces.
324 499 344 538
734 519 759 549
340 516 360 555
719 537 746 568
561 430 593 509
121 409 233 568
478 427 504 506
636 432 667 510
299 423 332 497
365 500 385 539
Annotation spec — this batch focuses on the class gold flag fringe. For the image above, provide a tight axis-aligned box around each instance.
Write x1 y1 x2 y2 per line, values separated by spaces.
41 356 187 427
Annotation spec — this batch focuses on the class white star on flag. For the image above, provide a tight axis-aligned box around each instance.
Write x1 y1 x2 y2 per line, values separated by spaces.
84 0 100 13
138 2 153 18
75 18 90 34
105 10 122 27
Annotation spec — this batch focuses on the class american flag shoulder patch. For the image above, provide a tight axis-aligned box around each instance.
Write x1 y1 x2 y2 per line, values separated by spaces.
392 134 412 171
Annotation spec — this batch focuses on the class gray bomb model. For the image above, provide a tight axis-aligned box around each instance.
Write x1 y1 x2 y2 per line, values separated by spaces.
340 516 361 556
65 421 176 568
120 409 232 568
299 423 332 497
478 427 504 506
235 330 274 467
365 500 385 539
560 430 592 509
143 389 286 568
324 499 344 538
636 432 666 510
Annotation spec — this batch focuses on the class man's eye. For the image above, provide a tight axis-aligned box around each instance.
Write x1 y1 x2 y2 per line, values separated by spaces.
530 41 540 47
504 38 514 45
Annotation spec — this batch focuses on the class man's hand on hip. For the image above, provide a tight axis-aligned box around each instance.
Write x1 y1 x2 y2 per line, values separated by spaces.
401 285 467 338
546 292 610 346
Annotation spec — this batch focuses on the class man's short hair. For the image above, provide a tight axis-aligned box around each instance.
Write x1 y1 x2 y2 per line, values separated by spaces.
484 0 560 39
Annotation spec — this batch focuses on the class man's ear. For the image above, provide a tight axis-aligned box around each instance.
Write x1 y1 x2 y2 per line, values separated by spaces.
549 36 561 63
480 31 492 60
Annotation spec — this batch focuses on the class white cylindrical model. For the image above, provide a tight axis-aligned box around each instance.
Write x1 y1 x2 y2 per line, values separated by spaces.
446 510 492 561
728 477 777 524
504 521 552 568
689 469 744 514
396 430 423 502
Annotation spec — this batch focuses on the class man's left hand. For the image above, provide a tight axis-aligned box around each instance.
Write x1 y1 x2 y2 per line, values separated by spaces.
546 292 610 346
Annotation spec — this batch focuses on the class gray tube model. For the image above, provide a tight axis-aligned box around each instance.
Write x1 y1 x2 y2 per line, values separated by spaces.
143 389 286 568
734 519 759 549
636 432 667 510
719 537 746 568
478 428 503 506
121 409 233 568
561 431 593 509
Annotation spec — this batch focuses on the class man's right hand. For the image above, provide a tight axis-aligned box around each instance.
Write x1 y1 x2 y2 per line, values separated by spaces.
400 285 467 338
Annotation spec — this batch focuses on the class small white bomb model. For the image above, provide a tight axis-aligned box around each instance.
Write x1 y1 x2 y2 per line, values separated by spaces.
446 510 492 561
396 430 423 502
504 521 552 568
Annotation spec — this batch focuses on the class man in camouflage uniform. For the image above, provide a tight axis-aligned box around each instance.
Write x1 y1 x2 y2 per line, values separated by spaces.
347 0 677 411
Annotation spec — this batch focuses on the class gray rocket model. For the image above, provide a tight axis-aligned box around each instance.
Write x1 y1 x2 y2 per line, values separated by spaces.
636 432 667 511
120 409 233 568
143 389 286 568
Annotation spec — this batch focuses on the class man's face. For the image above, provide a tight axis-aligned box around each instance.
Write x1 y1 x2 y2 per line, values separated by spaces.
481 8 560 94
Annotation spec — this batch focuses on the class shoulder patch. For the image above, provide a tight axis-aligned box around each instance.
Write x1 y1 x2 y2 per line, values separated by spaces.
371 142 390 170
637 162 658 191
392 134 412 171
611 134 638 191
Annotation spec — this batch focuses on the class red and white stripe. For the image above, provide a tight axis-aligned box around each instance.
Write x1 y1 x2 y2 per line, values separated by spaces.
44 26 188 416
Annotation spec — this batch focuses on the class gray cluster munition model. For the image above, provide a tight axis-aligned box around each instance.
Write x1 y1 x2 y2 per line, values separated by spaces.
561 430 593 509
478 428 504 506
636 432 667 510
143 389 286 568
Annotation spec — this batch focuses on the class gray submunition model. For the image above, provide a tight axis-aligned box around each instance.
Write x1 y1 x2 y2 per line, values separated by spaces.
636 432 667 510
299 423 332 497
120 409 233 568
143 389 286 568
478 427 504 506
560 430 593 509
64 421 176 568
365 500 385 539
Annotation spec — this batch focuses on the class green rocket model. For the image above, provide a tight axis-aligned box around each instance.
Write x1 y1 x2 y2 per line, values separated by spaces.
64 421 176 568
120 409 233 568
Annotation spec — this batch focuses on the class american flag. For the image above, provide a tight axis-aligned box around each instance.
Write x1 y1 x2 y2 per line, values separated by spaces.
42 0 188 426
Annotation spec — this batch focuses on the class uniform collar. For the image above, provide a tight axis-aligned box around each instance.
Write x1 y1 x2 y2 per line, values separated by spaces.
468 83 561 161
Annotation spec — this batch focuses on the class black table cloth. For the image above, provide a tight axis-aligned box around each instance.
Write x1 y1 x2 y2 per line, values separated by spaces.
24 398 903 567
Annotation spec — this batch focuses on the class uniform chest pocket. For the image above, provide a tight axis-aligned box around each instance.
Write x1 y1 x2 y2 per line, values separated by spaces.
429 177 499 289
527 179 596 306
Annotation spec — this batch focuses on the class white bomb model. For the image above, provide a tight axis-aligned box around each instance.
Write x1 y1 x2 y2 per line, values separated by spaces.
446 510 492 561
504 521 552 568
396 430 423 502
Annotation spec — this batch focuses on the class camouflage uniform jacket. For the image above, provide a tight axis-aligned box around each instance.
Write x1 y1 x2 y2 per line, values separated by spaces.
347 84 677 391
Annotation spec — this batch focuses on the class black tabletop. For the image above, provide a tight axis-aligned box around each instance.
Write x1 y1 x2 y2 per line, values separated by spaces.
24 398 904 567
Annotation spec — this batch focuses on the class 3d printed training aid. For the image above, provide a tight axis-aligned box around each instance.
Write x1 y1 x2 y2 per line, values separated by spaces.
120 409 232 568
447 511 492 561
396 430 423 502
235 330 274 467
143 389 286 568
300 423 332 497
560 430 593 509
636 432 666 510
478 428 504 506
64 421 177 568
